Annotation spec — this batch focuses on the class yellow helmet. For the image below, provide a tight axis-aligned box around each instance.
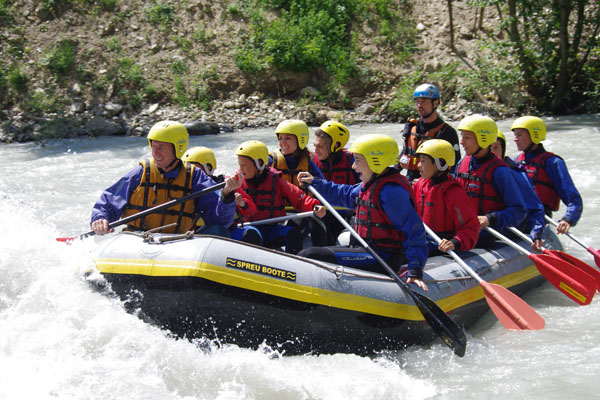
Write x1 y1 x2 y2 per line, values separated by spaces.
236 140 269 171
319 120 350 152
511 116 546 144
457 115 497 149
182 146 217 175
275 119 309 150
147 120 189 159
415 139 455 171
349 134 399 174
496 130 507 159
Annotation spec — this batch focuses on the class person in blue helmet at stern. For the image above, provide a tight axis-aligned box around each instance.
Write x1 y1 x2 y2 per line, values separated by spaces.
398 83 461 182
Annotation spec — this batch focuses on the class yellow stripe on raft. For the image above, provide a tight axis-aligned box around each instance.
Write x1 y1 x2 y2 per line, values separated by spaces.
95 258 540 321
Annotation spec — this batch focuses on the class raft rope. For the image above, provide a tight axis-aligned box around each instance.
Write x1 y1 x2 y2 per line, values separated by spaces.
119 228 479 283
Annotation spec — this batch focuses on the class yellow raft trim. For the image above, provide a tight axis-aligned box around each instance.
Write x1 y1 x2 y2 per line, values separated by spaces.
95 258 540 321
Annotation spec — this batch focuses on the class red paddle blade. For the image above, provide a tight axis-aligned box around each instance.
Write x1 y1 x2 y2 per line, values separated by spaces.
544 249 600 293
56 236 76 243
480 281 545 330
531 254 596 305
587 246 600 270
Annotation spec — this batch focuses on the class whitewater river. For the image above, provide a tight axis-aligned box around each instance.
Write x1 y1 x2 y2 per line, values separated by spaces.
1 115 599 399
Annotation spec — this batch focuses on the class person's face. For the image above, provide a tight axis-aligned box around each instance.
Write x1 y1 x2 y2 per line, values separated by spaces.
513 128 533 152
414 97 437 118
278 133 299 155
418 155 438 180
237 156 258 180
460 130 480 156
352 153 374 182
313 136 331 161
489 140 503 159
151 140 177 170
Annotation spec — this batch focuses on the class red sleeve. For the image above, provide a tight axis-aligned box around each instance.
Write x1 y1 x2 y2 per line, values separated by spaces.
234 187 257 219
279 178 321 212
446 184 480 251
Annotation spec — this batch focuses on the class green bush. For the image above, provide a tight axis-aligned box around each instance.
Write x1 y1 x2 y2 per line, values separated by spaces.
42 39 78 76
0 0 14 26
146 2 175 28
7 65 29 92
385 71 422 121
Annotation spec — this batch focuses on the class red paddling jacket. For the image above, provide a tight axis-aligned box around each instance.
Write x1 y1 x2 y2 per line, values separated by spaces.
413 174 479 251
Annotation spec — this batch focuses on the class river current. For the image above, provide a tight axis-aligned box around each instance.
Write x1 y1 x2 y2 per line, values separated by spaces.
1 115 599 399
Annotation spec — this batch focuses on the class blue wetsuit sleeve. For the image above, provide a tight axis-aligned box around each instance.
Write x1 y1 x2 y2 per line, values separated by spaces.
545 156 583 226
515 170 545 240
489 167 527 231
311 178 360 209
309 159 326 180
91 165 143 224
380 185 427 274
192 169 236 227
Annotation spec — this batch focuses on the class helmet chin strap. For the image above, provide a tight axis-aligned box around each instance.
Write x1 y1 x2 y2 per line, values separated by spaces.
159 158 180 174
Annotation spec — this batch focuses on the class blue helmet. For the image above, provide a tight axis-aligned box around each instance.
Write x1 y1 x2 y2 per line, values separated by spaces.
413 84 440 100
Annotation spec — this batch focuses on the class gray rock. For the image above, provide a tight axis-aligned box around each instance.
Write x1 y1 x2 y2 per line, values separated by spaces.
105 102 123 116
357 103 375 115
86 116 124 136
185 121 220 135
70 101 85 113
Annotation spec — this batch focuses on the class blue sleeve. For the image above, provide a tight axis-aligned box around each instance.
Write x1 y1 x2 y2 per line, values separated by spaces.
311 178 360 209
380 185 427 272
545 156 583 225
309 159 326 180
490 166 527 231
192 169 236 227
514 169 545 240
90 166 143 224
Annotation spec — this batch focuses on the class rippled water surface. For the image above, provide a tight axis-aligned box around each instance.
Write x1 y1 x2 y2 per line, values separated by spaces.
1 115 599 399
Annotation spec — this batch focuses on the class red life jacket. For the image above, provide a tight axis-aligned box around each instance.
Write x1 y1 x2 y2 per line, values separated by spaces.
241 169 286 221
313 149 358 185
355 170 415 253
456 155 506 214
122 159 196 233
515 151 561 211
399 119 448 171
413 176 463 235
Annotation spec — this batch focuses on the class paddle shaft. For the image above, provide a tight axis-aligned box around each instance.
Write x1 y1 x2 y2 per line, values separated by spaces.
236 211 314 228
72 181 226 240
426 225 544 330
486 227 532 256
307 185 467 356
424 225 482 284
545 215 593 250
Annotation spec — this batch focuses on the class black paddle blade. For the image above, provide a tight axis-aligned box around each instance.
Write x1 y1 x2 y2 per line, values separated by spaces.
411 290 467 357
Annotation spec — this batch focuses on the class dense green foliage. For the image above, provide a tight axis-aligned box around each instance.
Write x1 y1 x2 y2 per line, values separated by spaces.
234 0 416 99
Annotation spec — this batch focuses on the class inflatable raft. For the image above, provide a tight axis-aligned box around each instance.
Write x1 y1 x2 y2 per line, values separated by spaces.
91 229 562 355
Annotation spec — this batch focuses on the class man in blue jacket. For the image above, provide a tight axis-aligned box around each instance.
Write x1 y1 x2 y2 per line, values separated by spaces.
91 120 239 235
298 134 429 291
490 130 545 250
512 116 583 234
454 115 527 247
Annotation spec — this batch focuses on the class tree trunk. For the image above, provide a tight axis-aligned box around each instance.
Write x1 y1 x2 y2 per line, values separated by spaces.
447 0 456 51
551 0 571 112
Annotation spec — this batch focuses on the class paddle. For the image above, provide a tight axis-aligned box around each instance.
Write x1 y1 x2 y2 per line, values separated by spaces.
56 181 226 242
236 211 315 228
508 227 600 293
425 225 544 330
545 215 600 269
485 227 596 306
307 185 467 357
